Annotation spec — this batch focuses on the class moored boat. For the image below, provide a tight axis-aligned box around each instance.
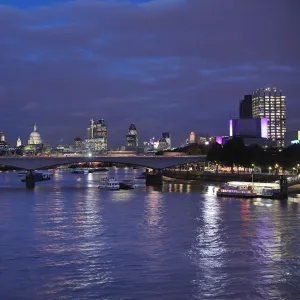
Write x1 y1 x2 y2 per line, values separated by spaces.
217 181 280 199
98 177 120 190
217 184 257 198
120 180 135 190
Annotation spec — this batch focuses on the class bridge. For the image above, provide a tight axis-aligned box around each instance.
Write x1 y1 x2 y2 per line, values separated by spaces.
0 155 206 188
0 155 206 170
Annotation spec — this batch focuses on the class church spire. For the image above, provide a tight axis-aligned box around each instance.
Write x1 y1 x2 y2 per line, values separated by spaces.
34 123 37 132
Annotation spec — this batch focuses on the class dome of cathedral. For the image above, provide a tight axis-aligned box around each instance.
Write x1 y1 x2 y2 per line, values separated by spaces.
28 124 42 145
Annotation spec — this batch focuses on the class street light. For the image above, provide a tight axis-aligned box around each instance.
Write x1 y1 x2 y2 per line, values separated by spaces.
269 166 272 174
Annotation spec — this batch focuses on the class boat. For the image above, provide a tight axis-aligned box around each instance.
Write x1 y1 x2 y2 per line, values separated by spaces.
217 181 280 198
17 171 26 177
98 177 120 190
71 168 89 174
92 168 109 172
217 183 257 198
120 180 135 190
21 172 52 182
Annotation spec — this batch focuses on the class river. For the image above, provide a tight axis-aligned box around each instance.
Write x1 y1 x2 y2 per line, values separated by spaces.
0 168 300 300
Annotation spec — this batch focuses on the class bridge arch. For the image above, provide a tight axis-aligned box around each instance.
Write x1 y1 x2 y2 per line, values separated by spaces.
0 155 206 171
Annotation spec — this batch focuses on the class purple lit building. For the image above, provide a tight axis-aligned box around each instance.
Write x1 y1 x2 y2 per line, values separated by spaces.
228 118 275 147
229 118 268 138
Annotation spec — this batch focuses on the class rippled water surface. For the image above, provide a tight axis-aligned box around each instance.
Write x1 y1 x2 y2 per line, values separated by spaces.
0 168 300 300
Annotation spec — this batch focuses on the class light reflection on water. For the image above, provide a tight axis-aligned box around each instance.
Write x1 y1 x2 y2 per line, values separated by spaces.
189 194 227 299
0 170 299 299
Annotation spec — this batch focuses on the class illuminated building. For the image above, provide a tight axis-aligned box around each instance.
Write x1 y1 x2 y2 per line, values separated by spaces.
229 118 268 138
28 123 42 145
53 145 74 155
0 132 5 142
85 119 107 153
252 87 286 147
126 123 138 151
0 141 9 153
228 118 274 147
188 131 197 144
74 137 83 152
153 141 159 150
239 95 253 119
16 137 22 147
160 132 171 150
24 123 46 154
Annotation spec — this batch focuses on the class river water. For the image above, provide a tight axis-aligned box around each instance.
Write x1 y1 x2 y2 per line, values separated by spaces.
0 168 300 300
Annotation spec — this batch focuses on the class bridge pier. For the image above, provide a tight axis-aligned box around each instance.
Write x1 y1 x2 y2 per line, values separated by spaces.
25 170 35 189
279 175 288 199
146 169 163 186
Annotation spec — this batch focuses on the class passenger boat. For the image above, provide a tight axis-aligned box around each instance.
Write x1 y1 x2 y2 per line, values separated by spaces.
98 177 120 190
217 183 257 198
119 180 135 190
217 181 280 198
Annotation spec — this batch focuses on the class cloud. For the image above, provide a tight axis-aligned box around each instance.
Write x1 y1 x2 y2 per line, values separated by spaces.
0 0 299 146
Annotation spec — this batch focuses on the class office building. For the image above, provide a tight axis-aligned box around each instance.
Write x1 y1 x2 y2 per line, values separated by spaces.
239 95 253 119
252 87 286 147
126 123 138 151
74 137 83 152
85 119 107 153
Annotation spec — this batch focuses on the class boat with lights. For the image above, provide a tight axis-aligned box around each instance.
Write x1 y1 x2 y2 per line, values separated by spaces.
217 181 280 198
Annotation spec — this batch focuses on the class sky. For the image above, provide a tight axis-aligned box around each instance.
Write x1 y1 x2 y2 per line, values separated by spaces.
0 0 299 147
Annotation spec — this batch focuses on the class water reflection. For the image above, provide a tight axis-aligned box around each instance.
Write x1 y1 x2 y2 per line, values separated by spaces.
33 187 112 297
190 194 227 299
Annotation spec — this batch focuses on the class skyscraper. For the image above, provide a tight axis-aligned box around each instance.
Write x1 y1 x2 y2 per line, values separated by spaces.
85 119 107 153
126 123 138 151
239 95 252 119
252 87 286 147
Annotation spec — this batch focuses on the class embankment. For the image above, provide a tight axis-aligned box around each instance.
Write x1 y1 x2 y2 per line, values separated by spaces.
163 170 281 183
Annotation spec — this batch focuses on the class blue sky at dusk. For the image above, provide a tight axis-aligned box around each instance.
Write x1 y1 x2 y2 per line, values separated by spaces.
0 0 299 147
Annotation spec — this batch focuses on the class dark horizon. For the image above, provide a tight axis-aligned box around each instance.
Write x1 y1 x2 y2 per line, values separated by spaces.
0 0 299 147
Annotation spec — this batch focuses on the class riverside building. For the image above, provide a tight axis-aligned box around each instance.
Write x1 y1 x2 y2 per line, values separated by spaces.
252 87 286 147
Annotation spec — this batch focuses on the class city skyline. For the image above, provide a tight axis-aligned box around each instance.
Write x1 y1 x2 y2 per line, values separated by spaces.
0 0 299 146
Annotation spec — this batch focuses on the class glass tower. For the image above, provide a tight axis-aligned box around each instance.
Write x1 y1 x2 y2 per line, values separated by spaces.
252 87 286 147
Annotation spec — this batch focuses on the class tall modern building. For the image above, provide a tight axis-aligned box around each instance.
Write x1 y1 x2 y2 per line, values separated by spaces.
0 132 5 142
85 119 107 153
126 123 138 151
252 87 286 147
239 95 253 119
